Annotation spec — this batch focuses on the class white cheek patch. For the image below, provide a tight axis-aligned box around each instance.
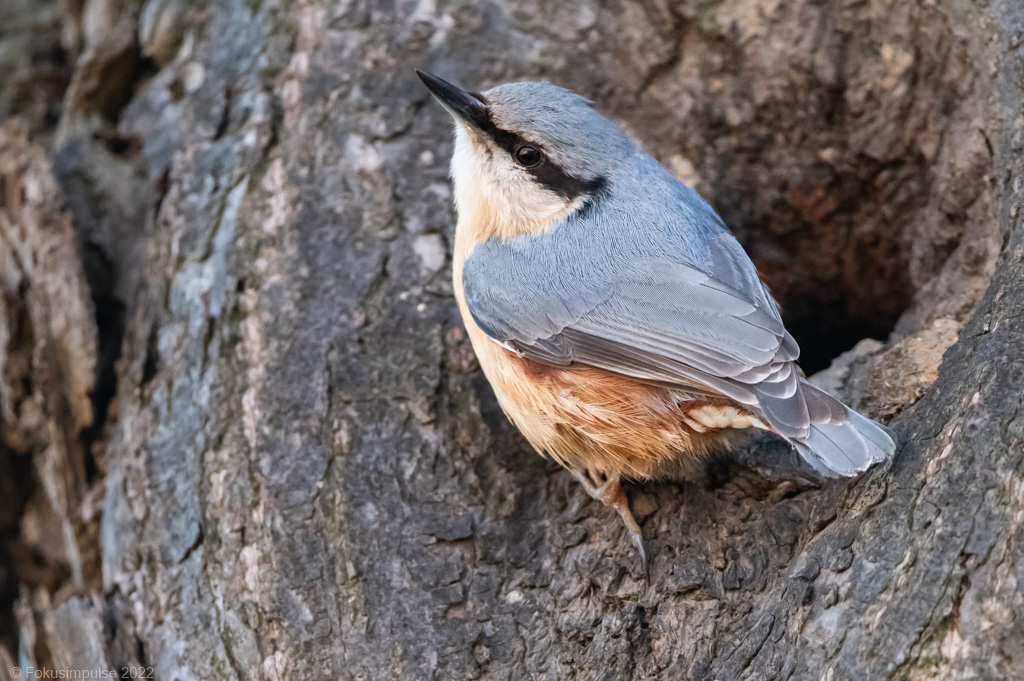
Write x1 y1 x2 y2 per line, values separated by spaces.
451 125 574 236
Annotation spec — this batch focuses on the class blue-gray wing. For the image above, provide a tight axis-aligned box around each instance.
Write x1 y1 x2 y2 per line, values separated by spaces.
462 213 833 438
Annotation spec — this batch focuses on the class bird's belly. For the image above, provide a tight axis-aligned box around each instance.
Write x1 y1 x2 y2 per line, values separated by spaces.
462 316 753 479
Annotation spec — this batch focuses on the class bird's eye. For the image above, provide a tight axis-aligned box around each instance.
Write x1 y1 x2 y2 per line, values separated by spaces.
514 146 542 167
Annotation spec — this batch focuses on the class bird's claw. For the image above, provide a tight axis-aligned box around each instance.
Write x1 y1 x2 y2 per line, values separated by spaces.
631 530 648 578
570 468 648 576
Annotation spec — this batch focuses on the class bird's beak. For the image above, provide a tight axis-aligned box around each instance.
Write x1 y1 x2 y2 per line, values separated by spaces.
416 70 487 128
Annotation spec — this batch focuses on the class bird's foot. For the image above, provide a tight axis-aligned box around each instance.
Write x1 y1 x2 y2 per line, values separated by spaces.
570 468 647 575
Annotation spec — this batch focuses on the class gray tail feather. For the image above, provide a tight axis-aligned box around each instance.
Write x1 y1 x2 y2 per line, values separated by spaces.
792 379 896 477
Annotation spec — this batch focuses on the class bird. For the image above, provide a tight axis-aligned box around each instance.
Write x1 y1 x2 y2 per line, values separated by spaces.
416 70 896 569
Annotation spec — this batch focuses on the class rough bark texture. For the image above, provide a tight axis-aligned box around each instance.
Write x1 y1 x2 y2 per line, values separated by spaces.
1 0 1023 679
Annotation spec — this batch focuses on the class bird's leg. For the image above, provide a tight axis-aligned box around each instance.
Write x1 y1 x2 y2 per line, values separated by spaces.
570 468 647 574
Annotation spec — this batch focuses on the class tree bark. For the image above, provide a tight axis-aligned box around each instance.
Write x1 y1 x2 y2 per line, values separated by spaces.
2 0 1024 679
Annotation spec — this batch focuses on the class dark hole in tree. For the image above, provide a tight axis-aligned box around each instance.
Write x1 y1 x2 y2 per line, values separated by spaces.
781 299 899 376
659 136 917 377
726 172 915 376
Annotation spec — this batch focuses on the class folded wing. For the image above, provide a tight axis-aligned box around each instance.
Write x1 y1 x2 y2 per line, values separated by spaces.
463 225 816 439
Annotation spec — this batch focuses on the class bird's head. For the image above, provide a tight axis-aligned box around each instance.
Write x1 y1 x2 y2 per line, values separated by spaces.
417 71 633 239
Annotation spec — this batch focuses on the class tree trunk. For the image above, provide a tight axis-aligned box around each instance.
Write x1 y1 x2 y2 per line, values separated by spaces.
2 0 1024 679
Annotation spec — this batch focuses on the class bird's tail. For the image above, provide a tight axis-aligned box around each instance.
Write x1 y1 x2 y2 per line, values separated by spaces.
791 378 896 477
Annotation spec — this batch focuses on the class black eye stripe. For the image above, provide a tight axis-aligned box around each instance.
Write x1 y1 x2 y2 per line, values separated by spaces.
469 105 605 200
526 159 606 200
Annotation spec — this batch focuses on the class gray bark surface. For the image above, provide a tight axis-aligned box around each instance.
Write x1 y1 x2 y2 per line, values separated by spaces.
2 0 1024 679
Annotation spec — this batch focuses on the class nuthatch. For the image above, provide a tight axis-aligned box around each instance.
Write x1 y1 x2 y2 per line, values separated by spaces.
417 70 896 567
